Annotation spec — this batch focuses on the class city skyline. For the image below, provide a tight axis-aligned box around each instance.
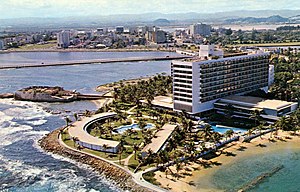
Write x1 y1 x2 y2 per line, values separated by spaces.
1 0 300 19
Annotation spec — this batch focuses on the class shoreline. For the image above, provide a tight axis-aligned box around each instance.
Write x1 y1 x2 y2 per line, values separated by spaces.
39 128 154 192
154 130 300 192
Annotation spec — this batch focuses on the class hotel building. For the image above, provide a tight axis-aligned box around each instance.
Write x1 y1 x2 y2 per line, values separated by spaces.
172 45 271 114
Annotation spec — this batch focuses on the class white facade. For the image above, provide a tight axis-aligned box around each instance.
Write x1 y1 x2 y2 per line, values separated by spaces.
199 44 224 59
172 48 270 114
269 65 275 86
57 31 70 48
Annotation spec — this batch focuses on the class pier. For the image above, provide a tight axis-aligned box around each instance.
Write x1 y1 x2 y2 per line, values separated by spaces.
0 55 190 70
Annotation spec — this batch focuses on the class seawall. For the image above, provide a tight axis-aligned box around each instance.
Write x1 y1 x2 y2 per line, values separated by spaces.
0 55 190 70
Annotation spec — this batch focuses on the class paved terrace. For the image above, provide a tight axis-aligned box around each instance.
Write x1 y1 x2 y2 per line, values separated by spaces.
142 124 177 155
68 112 120 152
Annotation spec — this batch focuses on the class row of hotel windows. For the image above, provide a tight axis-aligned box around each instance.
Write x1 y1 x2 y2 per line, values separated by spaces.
174 74 193 79
174 97 192 103
200 73 268 86
174 79 192 84
200 78 267 93
200 68 268 80
172 64 192 69
174 92 192 98
174 88 193 93
201 79 267 94
174 83 192 89
199 56 269 69
199 82 268 102
200 62 268 74
173 70 193 74
200 64 268 77
200 70 269 82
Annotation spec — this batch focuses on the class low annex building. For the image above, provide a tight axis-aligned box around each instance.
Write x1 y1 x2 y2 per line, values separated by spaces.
214 95 298 123
68 112 120 153
141 124 178 158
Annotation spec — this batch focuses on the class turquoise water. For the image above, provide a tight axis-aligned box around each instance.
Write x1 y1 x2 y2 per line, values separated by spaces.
206 147 300 192
211 125 247 134
115 123 154 134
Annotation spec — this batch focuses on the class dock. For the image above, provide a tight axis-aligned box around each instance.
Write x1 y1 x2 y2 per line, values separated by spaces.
0 55 190 70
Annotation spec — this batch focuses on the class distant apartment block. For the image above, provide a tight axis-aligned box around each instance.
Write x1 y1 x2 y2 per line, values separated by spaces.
172 45 271 114
57 31 70 48
190 23 211 37
115 26 124 33
146 30 167 44
0 39 4 50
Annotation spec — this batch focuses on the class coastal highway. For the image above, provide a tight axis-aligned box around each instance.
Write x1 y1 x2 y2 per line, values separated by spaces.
0 55 190 70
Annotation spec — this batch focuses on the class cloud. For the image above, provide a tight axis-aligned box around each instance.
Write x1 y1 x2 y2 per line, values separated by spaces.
1 0 300 18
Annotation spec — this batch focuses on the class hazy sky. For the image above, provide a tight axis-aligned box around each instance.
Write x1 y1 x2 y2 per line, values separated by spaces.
1 0 300 18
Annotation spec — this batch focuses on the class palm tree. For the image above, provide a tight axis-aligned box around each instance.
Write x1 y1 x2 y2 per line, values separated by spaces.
211 132 222 151
201 124 213 141
72 137 79 147
73 113 78 121
65 116 72 127
138 119 147 130
224 129 234 141
275 116 291 133
133 143 139 160
102 144 108 155
118 140 125 164
250 109 262 126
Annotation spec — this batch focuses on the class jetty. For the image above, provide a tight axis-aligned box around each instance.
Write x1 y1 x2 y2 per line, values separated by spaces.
0 55 190 70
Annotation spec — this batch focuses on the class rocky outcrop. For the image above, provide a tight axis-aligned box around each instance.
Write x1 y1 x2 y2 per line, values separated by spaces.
39 129 154 192
15 86 77 102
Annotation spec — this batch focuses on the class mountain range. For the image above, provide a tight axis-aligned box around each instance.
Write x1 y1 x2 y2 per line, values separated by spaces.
1 9 300 30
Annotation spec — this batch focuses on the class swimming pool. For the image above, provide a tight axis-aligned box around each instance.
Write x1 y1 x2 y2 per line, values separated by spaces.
212 125 248 134
114 123 154 134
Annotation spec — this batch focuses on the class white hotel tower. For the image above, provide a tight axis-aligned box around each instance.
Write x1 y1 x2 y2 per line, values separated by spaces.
172 45 271 114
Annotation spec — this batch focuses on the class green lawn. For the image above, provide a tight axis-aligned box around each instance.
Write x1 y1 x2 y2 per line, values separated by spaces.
16 42 56 50
99 130 147 146
128 153 140 171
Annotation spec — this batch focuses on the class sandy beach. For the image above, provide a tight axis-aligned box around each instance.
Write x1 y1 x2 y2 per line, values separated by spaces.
154 130 300 192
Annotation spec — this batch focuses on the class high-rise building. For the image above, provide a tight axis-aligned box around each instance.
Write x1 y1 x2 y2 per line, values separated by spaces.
153 30 167 44
57 31 70 48
190 23 211 37
172 45 270 114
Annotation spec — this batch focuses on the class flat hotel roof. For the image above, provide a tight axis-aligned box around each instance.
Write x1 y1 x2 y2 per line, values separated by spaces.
68 112 120 148
221 95 295 110
142 124 177 154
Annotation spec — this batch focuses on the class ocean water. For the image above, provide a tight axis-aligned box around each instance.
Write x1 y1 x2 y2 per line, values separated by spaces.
0 51 179 67
0 52 172 191
206 147 300 192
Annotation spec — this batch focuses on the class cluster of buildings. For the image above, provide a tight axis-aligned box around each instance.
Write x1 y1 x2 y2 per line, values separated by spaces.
56 25 171 49
0 22 214 50
170 44 298 123
0 31 53 50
